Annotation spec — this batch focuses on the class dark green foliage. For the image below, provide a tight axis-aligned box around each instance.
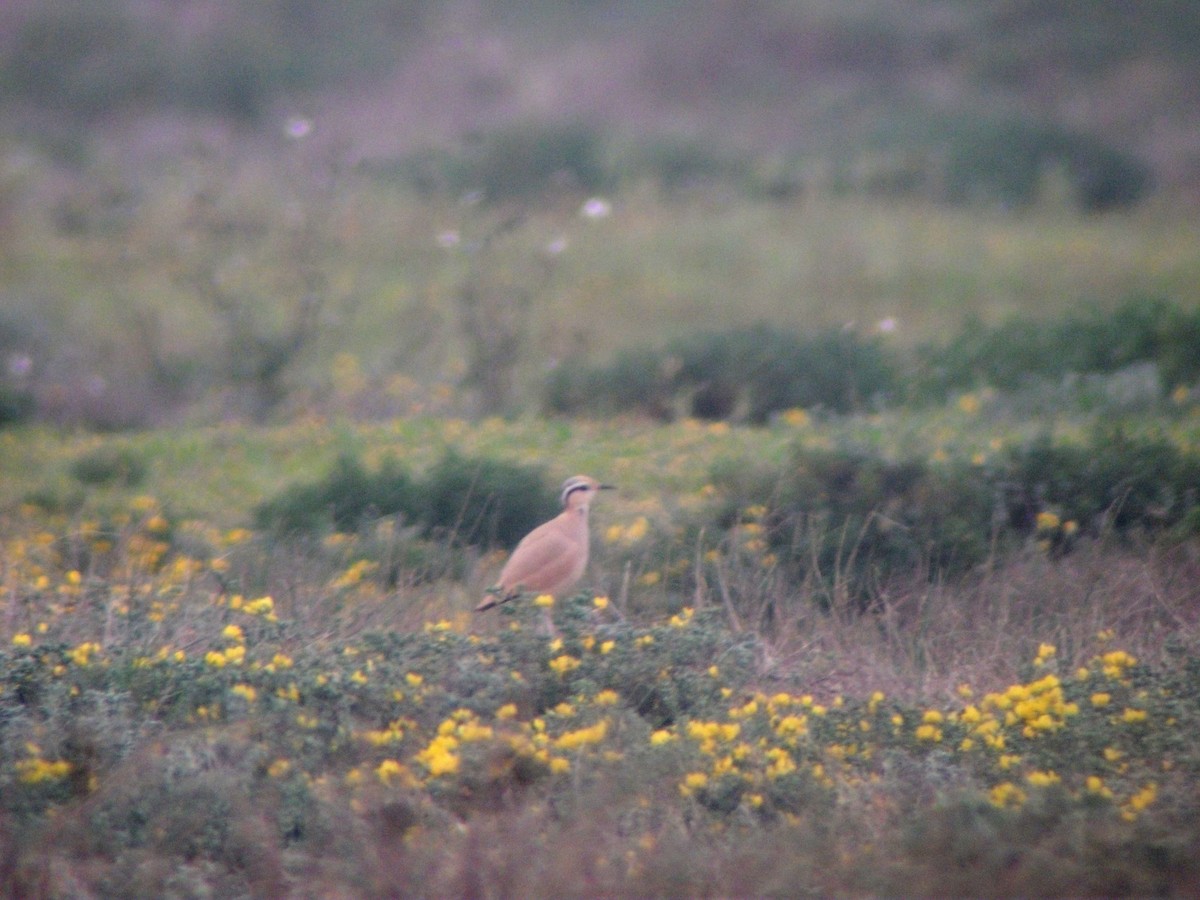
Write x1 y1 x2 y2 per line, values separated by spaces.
1001 427 1200 535
70 446 148 488
254 453 415 534
708 426 1200 604
621 135 749 193
546 324 898 422
0 385 34 427
254 450 556 550
465 122 612 201
915 297 1200 399
545 347 679 420
940 117 1150 211
420 450 557 548
387 122 612 202
709 446 998 605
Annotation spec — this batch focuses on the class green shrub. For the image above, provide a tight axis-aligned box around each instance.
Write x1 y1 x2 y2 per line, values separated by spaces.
254 453 416 534
705 426 1200 607
672 325 896 422
420 450 556 549
391 122 612 201
1000 427 1200 536
940 117 1150 211
915 297 1200 400
69 446 148 488
255 450 556 550
546 324 898 423
708 445 998 607
0 385 34 427
619 135 749 193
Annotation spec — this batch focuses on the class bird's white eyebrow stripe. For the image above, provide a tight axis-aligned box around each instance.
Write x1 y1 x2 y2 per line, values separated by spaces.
561 481 590 505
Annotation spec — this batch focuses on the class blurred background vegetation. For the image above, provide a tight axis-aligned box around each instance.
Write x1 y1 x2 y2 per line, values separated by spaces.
1 0 1199 427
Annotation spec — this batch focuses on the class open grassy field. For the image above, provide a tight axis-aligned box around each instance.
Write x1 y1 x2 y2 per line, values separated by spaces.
7 163 1200 425
4 3 1200 893
2 393 1200 895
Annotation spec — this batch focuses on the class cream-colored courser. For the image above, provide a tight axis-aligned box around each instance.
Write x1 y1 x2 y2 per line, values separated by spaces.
476 475 613 612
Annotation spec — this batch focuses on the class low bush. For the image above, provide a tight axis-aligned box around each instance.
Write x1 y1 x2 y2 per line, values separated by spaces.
914 297 1200 400
546 324 898 423
0 384 34 427
705 426 1200 608
255 449 556 550
940 116 1151 211
69 446 149 488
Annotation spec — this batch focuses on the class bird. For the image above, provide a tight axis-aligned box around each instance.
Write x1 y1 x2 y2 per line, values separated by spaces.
476 475 613 612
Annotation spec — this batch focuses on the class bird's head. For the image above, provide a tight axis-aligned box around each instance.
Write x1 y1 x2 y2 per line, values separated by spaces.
560 475 614 510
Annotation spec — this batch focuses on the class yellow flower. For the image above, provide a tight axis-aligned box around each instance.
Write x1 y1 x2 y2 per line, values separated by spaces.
1025 770 1060 788
376 759 404 785
549 757 571 774
1090 692 1111 708
230 683 257 703
534 594 556 608
1035 511 1061 531
222 624 244 644
915 724 942 742
594 689 620 706
555 720 608 750
16 757 73 784
1124 782 1158 816
496 703 518 720
405 672 423 687
548 654 581 676
1121 707 1147 724
1085 775 1113 799
989 782 1027 809
416 735 461 777
650 729 676 746
244 595 275 616
70 642 101 666
781 407 810 427
11 633 31 647
680 771 709 796
267 759 292 779
599 640 615 654
668 607 694 628
592 595 609 609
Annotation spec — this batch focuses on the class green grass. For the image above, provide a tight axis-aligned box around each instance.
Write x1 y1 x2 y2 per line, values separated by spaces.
2 403 1200 894
7 159 1200 424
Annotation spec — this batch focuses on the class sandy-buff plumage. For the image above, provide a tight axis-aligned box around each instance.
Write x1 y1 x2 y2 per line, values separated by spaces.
476 475 612 612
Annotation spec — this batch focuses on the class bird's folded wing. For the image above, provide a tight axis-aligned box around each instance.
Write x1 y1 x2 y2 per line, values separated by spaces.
498 527 582 594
